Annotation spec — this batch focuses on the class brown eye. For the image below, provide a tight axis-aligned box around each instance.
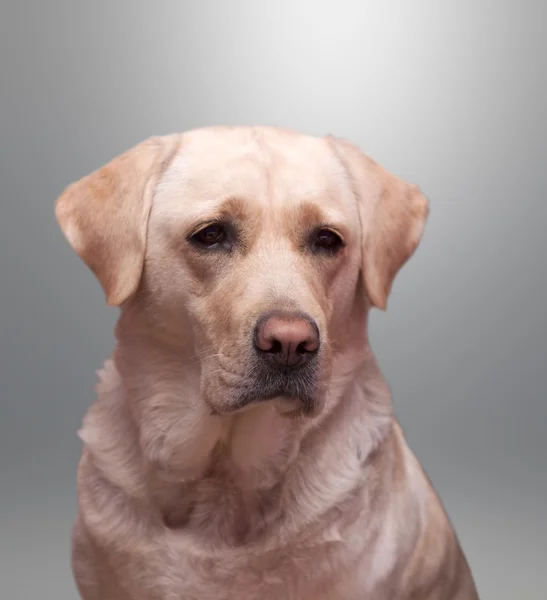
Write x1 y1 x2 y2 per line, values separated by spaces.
313 228 344 253
191 223 227 247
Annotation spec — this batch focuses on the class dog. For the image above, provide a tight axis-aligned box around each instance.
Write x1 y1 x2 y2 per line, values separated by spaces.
55 126 479 599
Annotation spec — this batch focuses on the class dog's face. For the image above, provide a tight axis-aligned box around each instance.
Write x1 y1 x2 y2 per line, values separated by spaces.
143 128 365 416
55 127 428 417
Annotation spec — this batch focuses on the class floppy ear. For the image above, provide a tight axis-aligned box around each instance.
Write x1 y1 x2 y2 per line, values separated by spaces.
329 137 429 310
55 135 181 306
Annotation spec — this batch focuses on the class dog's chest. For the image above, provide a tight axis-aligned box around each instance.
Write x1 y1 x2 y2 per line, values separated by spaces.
159 407 301 543
150 532 363 600
151 492 391 600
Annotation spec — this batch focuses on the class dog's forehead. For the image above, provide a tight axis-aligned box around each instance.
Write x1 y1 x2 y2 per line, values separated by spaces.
154 128 355 221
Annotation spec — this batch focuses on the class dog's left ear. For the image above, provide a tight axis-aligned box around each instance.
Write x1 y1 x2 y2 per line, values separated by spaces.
328 136 429 310
55 135 181 306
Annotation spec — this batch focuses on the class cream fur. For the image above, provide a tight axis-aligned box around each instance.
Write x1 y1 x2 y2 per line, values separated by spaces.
56 126 479 600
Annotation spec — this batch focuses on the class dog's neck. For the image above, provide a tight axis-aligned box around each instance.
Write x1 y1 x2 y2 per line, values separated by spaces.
80 330 394 547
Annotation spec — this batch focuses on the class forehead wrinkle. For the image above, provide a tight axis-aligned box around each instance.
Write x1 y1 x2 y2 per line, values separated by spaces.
296 199 347 227
185 196 258 225
262 141 349 205
262 182 349 230
154 150 269 228
154 131 356 239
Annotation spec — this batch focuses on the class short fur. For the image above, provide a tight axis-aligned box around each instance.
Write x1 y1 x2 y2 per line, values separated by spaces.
56 126 479 600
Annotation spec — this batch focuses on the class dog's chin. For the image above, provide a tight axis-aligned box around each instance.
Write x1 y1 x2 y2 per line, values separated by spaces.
208 392 318 418
272 395 308 416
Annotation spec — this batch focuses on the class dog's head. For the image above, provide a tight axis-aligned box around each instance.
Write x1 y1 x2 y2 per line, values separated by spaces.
55 127 428 417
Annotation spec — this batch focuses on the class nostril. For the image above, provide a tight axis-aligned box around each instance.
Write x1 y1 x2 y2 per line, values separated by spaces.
296 342 312 355
267 339 283 355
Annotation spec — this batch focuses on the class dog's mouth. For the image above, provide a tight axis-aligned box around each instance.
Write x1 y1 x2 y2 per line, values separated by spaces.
201 346 325 418
209 363 320 417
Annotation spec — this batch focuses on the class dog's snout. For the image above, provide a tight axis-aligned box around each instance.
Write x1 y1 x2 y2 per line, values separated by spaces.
254 311 319 368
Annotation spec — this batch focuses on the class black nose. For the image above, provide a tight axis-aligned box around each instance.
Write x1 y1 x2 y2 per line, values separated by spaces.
254 311 320 368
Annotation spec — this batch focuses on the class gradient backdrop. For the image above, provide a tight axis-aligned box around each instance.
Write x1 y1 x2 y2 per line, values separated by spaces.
1 1 546 598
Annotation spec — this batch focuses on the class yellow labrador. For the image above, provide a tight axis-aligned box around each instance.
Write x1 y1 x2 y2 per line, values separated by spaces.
56 127 479 600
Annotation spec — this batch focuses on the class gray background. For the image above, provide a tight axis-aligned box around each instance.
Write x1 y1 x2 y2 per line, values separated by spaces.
1 1 546 598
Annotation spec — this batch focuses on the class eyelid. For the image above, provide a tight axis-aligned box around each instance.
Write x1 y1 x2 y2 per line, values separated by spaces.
315 224 346 244
187 218 225 239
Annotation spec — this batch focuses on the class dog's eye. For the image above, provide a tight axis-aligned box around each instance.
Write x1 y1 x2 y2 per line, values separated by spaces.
191 223 227 247
312 229 344 253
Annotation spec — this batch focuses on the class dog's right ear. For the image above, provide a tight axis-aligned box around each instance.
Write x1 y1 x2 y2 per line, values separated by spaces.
55 135 181 307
